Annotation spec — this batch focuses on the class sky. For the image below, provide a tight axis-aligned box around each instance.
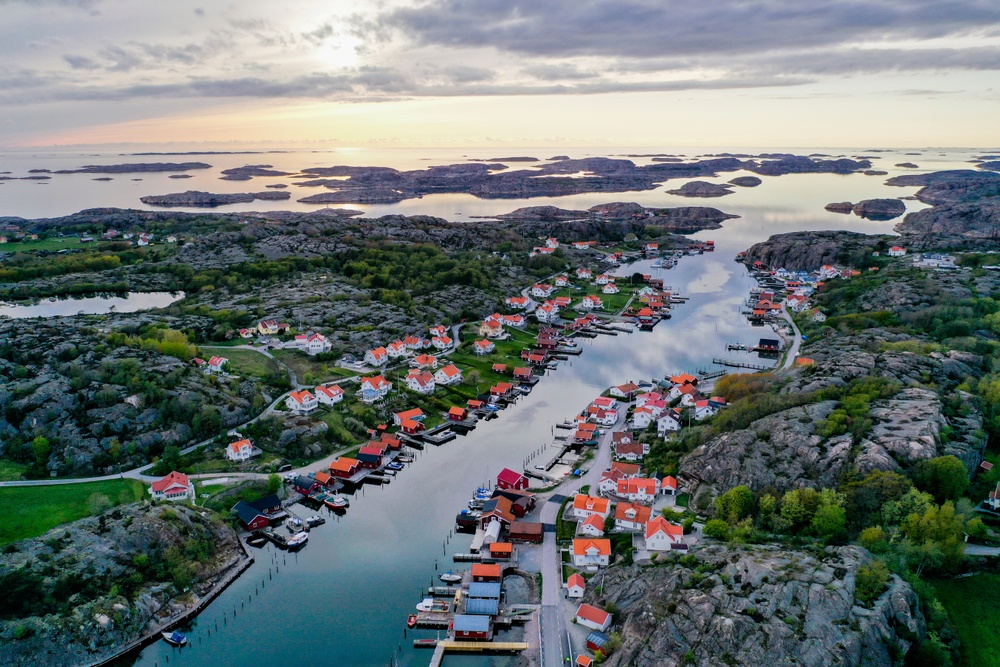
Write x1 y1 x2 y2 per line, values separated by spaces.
2 0 1000 149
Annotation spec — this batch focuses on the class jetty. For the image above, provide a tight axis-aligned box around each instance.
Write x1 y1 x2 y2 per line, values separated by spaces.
426 641 530 667
712 358 774 371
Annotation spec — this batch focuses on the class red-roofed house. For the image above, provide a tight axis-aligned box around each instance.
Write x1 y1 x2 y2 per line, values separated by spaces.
207 356 228 374
573 494 611 520
610 382 639 398
406 370 436 395
497 467 529 491
614 502 652 531
431 335 453 350
888 246 907 257
572 539 612 569
359 375 392 403
659 475 678 496
434 363 463 386
616 440 649 461
598 461 641 496
617 477 658 504
645 517 686 551
506 295 530 309
567 573 586 599
387 340 409 359
315 384 344 406
473 339 496 355
575 604 612 632
413 353 438 369
329 457 362 479
285 390 318 414
531 283 555 298
364 347 389 367
225 438 256 462
150 471 195 502
578 513 606 537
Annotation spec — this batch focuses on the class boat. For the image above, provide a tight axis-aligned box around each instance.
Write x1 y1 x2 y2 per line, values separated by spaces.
471 486 492 501
416 598 435 612
407 614 418 628
397 454 414 462
305 515 325 527
161 631 188 647
286 517 304 532
386 461 405 471
286 532 309 549
325 495 349 509
439 571 462 583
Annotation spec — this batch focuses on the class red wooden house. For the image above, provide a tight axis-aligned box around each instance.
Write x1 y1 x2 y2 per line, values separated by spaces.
448 406 469 421
471 563 503 583
497 467 529 491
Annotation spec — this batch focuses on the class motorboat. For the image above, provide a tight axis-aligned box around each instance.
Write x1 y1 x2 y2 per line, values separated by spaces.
386 461 405 471
286 517 304 533
416 598 435 612
439 571 463 583
161 631 187 647
286 532 309 549
407 614 418 628
325 495 349 509
305 515 326 527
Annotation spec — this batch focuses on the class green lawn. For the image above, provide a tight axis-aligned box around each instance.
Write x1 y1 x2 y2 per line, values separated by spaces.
0 460 27 482
271 349 354 384
933 574 1000 667
0 479 146 547
215 349 281 379
0 237 83 253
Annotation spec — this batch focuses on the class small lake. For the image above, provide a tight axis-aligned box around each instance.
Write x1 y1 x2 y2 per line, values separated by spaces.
0 291 184 319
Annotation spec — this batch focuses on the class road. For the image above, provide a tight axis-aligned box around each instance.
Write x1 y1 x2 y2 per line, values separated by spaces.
779 304 803 369
536 406 626 665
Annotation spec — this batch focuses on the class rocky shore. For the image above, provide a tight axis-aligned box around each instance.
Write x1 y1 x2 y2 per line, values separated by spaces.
140 190 291 207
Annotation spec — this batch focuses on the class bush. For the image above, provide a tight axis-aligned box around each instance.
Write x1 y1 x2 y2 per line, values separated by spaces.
855 560 890 605
703 519 730 540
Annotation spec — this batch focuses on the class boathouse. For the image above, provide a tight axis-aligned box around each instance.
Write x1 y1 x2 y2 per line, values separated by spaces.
453 614 492 641
293 475 322 496
233 501 270 531
468 582 502 600
356 445 385 469
488 542 513 560
448 406 469 421
758 337 781 352
508 521 544 543
471 563 503 583
465 598 500 616
329 457 362 479
496 467 529 491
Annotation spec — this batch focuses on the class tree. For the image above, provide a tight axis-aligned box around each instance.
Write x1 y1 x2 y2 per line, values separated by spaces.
843 470 912 531
267 474 281 495
757 493 777 531
911 456 970 503
881 487 934 527
714 486 753 524
859 526 889 553
811 503 846 539
703 519 730 540
854 560 889 605
31 436 50 466
898 502 966 574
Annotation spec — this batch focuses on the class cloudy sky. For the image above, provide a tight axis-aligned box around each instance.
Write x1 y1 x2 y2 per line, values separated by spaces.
2 0 1000 148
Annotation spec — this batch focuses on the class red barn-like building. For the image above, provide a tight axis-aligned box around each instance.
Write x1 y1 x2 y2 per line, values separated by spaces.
496 467 529 491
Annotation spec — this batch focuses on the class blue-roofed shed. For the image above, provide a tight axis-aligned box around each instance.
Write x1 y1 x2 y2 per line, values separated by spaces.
468 582 502 599
465 598 499 615
453 614 491 640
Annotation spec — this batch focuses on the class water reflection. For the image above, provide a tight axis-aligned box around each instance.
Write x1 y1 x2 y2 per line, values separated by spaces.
0 291 184 318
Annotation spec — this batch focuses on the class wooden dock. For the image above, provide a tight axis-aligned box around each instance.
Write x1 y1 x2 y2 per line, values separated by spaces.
427 641 530 667
712 358 774 371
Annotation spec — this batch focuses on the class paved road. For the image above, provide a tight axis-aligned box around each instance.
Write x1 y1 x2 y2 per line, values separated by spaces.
536 407 626 664
779 304 803 369
964 543 1000 556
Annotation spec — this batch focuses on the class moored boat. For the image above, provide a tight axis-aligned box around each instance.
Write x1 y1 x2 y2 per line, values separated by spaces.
161 631 187 646
407 614 418 628
438 571 462 583
305 515 325 527
325 495 349 509
286 531 309 550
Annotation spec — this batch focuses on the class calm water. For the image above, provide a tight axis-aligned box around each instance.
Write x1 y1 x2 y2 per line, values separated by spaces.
4 145 969 667
0 291 183 318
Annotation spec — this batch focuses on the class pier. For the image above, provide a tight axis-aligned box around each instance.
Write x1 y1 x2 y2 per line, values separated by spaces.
712 358 774 371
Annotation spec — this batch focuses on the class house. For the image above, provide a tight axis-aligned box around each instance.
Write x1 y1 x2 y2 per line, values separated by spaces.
578 295 603 310
593 396 618 410
658 474 678 496
293 475 322 496
285 390 318 413
225 438 256 462
573 494 611 520
233 501 270 531
576 267 593 279
471 562 503 583
329 457 362 479
555 274 570 287
403 335 426 351
809 308 828 323
479 316 504 338
429 324 448 338
616 440 648 461
364 347 388 367
239 328 254 339
406 370 436 395
567 572 586 599
356 445 386 469
553 295 573 309
615 502 652 531
531 283 555 298
359 375 392 403
502 314 526 328
987 480 1000 511
508 521 544 543
294 333 331 355
490 382 515 397
577 513 606 537
595 273 611 285
513 367 534 382
668 382 698 401
387 341 409 359
576 603 613 632
506 295 530 309
488 542 514 560
435 364 463 385
598 461 641 496
786 294 809 312
576 656 594 667
207 356 228 374
645 516 686 551
473 339 496 355
545 237 559 249
257 319 281 335
617 477 658 504
586 631 611 654
602 282 620 294
572 539 612 569
587 407 617 426
394 408 425 426
609 382 639 399
888 246 907 257
453 614 492 641
497 467 530 491
448 406 469 421
657 410 683 435
413 353 438 369
645 243 658 253
632 406 655 429
149 471 195 502
535 302 559 323
694 399 719 421
315 384 344 406
431 335 453 350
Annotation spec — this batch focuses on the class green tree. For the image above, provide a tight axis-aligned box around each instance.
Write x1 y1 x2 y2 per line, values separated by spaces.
703 519 730 540
898 501 966 574
854 560 889 605
31 436 51 466
859 526 889 553
267 474 281 495
714 486 754 524
911 456 970 503
881 487 934 527
811 503 846 539
843 470 912 531
757 493 777 531
87 493 112 515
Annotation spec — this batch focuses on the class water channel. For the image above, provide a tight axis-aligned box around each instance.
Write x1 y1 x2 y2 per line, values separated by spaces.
0 291 183 319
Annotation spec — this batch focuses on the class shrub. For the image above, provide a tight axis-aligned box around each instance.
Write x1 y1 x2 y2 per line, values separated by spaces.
855 560 890 605
703 519 730 540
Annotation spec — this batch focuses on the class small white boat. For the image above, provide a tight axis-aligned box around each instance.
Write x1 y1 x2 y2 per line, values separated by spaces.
439 571 462 583
286 532 309 549
327 495 349 509
161 631 187 646
416 598 435 612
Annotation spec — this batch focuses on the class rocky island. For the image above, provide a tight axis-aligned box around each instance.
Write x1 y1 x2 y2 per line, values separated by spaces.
140 190 291 207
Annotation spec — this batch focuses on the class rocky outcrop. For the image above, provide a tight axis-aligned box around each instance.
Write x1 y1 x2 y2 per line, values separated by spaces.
743 230 883 272
825 201 854 214
895 162 919 168
598 544 925 667
667 181 734 197
0 503 243 667
852 198 906 221
49 162 211 174
140 190 291 207
729 176 762 187
492 206 589 221
219 165 293 180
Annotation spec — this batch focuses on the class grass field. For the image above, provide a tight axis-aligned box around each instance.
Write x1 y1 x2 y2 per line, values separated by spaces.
0 460 27 482
0 237 83 253
933 574 1000 667
0 479 146 547
214 348 282 380
271 349 354 384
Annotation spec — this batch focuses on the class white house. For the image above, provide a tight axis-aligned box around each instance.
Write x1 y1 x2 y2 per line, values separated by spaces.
535 302 559 323
545 237 559 249
365 347 388 367
387 341 409 359
315 384 345 406
575 604 612 632
614 502 652 531
577 513 606 537
567 573 586 599
572 539 612 569
579 295 603 311
888 246 907 257
286 390 318 413
632 406 655 430
658 474 678 496
555 274 570 287
359 375 392 403
576 267 593 279
473 339 495 355
598 462 641 496
149 471 195 502
502 314 526 328
594 273 611 285
435 364 463 386
406 371 436 395
506 296 530 309
610 382 639 399
602 282 620 295
225 438 256 462
207 356 228 374
617 477 658 504
431 336 453 350
657 411 682 436
429 325 448 338
572 494 611 520
644 517 685 551
531 283 555 298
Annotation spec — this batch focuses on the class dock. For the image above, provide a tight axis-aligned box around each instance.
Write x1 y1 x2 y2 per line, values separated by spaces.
427 641 530 666
712 358 774 371
427 586 460 596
